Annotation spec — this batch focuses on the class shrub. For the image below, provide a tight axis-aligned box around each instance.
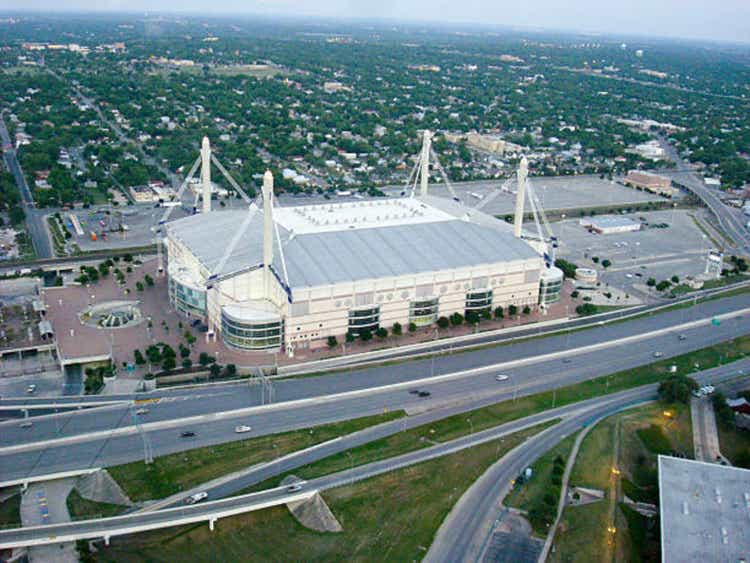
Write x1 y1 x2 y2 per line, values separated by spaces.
601 259 611 268
360 328 373 341
646 278 656 287
133 349 145 365
437 316 450 329
493 306 504 319
376 327 388 339
570 290 579 298
554 258 578 279
346 331 355 343
575 303 599 316
465 311 480 325
392 322 403 336
144 274 154 287
408 322 417 333
225 364 237 377
671 275 680 284
656 280 671 292
449 312 464 326
327 335 338 348
198 352 215 366
209 363 221 377
135 281 144 292
181 358 192 369
522 306 531 315
592 256 600 264
508 305 518 316
161 356 176 372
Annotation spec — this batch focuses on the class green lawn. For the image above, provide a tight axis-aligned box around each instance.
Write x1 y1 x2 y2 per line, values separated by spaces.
94 422 551 562
109 411 404 502
0 492 21 528
505 433 578 536
549 502 610 563
66 489 127 520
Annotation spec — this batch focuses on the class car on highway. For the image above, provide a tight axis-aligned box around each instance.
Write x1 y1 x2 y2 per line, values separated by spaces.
678 334 687 341
135 408 149 415
234 425 252 434
185 492 208 505
19 421 32 428
287 483 304 492
417 391 431 397
180 431 196 438
495 374 509 382
653 352 664 358
26 384 36 394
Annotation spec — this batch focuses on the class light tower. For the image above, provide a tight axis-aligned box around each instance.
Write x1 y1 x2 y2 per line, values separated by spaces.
419 129 432 196
513 156 529 238
262 170 275 297
200 136 212 214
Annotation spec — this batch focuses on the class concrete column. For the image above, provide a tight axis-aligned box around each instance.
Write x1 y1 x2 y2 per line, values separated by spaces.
104 535 110 546
201 136 212 214
420 130 431 196
262 170 275 297
209 518 217 531
513 156 529 238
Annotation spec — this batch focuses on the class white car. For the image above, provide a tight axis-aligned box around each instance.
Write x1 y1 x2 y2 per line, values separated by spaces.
495 374 509 382
19 421 33 428
185 491 208 505
287 483 304 493
26 384 36 394
135 408 149 415
235 425 252 434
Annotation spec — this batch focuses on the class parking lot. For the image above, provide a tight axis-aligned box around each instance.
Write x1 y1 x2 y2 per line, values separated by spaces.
549 209 716 296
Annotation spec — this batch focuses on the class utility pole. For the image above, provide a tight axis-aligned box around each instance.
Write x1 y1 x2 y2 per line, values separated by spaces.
131 405 153 465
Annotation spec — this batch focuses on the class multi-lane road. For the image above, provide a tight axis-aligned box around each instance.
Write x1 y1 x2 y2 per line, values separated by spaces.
1 292 749 485
0 113 52 258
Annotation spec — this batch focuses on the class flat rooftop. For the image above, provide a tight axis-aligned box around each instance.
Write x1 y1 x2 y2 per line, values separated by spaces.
659 455 750 563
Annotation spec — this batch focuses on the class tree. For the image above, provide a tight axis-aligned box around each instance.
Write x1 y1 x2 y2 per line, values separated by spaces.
161 356 176 372
522 306 531 315
199 352 214 366
647 278 656 287
465 310 480 325
712 392 735 428
346 331 355 343
376 327 388 339
658 374 698 404
133 349 145 365
146 344 161 364
450 312 464 326
437 316 450 328
494 306 504 319
359 328 373 341
182 358 192 369
392 322 402 336
210 363 222 378
225 364 237 377
144 274 154 287
592 256 600 264
554 258 578 279
179 344 190 359
656 280 671 292
671 275 680 284
601 259 611 268
508 305 518 316
135 281 144 292
327 335 338 348
408 322 417 333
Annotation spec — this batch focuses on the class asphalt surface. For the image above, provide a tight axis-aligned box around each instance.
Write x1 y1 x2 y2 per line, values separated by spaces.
0 113 52 258
1 292 749 483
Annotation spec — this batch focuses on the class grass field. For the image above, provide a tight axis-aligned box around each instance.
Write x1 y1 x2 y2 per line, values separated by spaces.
553 402 692 562
505 433 578 537
95 422 551 562
66 489 127 521
109 411 403 502
0 492 21 528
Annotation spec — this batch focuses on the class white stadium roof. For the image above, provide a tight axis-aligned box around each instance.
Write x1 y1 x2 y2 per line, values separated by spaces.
166 195 540 290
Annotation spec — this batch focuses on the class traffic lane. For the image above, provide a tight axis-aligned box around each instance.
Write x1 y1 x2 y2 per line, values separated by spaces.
2 306 747 451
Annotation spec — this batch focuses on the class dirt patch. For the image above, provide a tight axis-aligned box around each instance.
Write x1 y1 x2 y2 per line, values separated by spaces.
281 476 342 533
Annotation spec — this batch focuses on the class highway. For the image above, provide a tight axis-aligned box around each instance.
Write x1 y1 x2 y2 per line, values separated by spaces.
0 112 53 258
658 137 750 252
2 358 745 550
0 385 660 549
1 293 749 484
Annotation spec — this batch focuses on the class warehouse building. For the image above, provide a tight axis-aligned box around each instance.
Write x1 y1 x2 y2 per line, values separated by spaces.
165 143 554 354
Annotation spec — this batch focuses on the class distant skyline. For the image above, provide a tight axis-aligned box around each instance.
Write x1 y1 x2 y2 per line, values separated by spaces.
1 0 749 44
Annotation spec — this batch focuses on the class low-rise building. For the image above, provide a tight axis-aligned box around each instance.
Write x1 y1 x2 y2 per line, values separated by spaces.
624 170 676 197
580 215 641 234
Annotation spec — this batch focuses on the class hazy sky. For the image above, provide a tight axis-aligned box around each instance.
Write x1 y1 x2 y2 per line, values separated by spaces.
3 0 750 44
